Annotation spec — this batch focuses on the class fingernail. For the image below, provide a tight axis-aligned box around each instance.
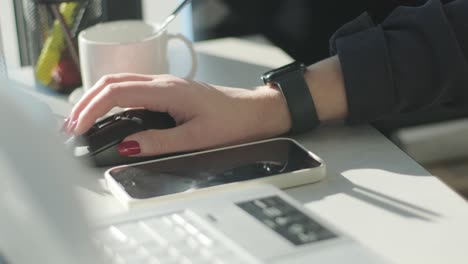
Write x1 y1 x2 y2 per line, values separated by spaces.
60 117 70 132
118 141 141 156
66 120 78 135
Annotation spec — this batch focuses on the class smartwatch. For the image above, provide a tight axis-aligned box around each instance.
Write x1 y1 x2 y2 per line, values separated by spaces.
261 61 320 134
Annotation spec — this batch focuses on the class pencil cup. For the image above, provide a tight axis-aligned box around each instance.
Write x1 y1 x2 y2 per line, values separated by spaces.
25 0 103 93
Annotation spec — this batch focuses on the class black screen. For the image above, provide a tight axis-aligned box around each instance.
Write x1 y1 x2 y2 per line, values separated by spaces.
110 139 321 199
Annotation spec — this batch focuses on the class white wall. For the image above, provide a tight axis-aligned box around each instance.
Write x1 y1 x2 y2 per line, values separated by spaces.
0 0 21 69
142 0 193 40
0 23 6 77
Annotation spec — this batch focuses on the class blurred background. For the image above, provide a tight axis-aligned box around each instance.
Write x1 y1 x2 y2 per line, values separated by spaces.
1 0 467 199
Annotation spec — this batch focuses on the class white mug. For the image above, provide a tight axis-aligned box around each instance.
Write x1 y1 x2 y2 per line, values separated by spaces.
78 20 197 91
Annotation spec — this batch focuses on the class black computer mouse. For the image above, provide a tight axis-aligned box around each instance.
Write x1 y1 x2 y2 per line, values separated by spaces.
66 109 177 167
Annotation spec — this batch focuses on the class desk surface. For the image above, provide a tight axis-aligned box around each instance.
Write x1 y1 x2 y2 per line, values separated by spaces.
12 38 468 264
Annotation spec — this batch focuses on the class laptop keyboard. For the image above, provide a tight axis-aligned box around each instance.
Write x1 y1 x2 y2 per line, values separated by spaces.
94 211 256 264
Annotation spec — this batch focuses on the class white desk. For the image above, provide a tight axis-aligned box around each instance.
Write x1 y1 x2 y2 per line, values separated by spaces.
12 38 468 264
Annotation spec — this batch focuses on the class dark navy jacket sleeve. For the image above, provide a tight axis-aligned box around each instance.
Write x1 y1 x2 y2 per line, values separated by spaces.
330 0 468 125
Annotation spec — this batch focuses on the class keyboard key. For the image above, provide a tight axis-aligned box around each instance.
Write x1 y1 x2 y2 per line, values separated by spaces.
100 245 116 260
140 241 168 255
96 226 131 249
171 241 197 256
288 223 304 234
184 222 200 235
117 222 154 243
196 233 214 247
274 216 289 226
253 200 268 209
200 248 214 259
95 211 257 264
144 217 170 229
112 254 126 264
139 223 169 247
152 229 182 244
167 247 181 258
297 232 318 243
263 207 282 218
186 237 200 249
171 213 187 226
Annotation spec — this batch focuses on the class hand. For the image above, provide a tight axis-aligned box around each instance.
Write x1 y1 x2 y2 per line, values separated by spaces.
65 73 291 156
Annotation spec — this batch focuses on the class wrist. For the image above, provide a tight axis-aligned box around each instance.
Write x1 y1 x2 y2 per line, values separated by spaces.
213 85 291 139
261 61 320 134
251 85 292 137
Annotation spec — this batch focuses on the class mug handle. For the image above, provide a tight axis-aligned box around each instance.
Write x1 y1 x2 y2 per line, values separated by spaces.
167 33 198 79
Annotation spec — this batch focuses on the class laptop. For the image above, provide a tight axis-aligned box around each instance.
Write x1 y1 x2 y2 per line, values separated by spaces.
0 78 388 264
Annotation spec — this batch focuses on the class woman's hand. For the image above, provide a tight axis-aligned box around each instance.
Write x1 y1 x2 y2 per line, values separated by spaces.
65 73 291 156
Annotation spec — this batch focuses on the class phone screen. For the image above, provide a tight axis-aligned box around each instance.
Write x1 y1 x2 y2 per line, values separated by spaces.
109 139 321 199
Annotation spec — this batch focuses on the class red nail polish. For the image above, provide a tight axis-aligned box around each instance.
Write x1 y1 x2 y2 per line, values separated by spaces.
118 141 141 156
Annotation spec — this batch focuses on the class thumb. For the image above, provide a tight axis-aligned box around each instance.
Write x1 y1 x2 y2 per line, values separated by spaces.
118 125 199 157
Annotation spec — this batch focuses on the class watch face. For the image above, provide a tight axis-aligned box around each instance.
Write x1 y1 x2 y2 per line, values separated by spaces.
262 61 305 84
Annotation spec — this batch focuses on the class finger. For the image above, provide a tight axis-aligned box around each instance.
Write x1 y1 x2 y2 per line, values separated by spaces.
73 81 174 135
118 124 202 156
69 73 154 121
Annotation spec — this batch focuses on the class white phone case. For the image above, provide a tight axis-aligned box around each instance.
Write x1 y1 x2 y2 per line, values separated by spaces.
104 138 326 209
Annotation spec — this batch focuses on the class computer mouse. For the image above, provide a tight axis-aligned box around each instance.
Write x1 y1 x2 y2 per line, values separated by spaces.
66 109 177 167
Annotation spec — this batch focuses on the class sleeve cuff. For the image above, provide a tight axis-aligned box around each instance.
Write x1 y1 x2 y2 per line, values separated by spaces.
335 26 395 124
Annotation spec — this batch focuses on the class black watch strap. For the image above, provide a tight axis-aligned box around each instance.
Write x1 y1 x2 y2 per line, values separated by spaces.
262 62 320 134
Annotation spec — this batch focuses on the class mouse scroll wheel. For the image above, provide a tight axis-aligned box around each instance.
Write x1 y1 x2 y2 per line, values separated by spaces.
130 117 143 124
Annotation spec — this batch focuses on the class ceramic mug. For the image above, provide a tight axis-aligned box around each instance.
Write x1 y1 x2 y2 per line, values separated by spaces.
78 20 197 91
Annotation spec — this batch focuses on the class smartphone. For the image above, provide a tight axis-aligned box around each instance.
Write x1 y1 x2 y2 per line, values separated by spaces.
105 138 326 208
